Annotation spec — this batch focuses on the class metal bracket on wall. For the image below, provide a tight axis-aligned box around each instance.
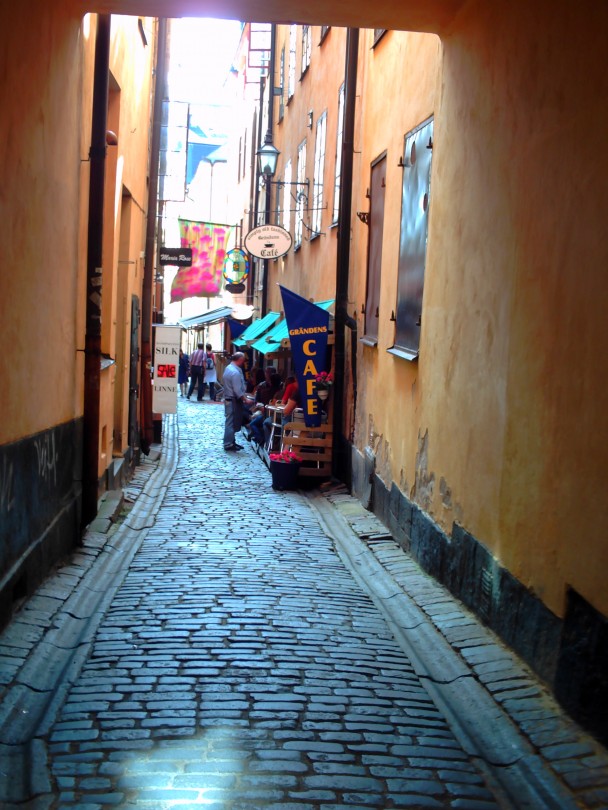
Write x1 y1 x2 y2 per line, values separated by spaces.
356 211 370 225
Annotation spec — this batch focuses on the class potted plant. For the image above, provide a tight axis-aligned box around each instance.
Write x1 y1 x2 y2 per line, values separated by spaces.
269 450 302 490
314 371 334 400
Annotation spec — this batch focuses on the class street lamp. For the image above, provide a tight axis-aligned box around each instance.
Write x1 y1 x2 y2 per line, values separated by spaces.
256 134 280 180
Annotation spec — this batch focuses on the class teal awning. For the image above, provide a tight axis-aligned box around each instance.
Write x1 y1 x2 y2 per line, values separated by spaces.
252 299 334 354
232 311 280 347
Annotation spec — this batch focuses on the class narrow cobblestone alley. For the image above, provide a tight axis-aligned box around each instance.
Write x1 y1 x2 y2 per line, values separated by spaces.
2 399 608 809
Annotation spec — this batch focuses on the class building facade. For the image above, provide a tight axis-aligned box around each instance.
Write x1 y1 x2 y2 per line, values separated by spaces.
0 6 158 622
236 14 608 741
2 0 608 742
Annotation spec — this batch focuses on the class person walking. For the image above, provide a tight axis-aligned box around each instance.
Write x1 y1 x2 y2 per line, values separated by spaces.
201 343 217 402
178 348 189 397
222 351 246 451
186 343 206 401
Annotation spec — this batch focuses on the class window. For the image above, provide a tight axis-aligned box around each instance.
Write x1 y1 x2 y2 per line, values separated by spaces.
278 47 285 121
242 129 247 181
390 116 434 361
274 174 282 227
332 83 345 223
362 154 387 345
301 25 312 75
312 111 327 235
288 25 297 99
295 140 307 248
282 160 292 232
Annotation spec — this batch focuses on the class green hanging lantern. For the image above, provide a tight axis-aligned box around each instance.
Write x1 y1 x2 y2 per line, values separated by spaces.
223 248 249 293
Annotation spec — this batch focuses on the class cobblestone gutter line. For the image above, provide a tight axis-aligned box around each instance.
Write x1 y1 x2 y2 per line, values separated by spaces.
310 484 608 810
0 415 178 804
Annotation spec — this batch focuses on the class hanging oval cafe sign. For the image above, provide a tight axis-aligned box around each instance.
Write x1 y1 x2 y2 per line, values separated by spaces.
244 224 292 259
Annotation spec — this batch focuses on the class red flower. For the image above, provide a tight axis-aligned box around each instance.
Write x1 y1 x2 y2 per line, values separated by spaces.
269 450 302 464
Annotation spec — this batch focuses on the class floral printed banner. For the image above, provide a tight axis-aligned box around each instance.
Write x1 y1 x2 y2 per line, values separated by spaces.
170 220 233 302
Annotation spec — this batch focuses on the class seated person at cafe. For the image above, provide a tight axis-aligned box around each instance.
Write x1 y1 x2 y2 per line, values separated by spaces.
248 374 283 444
246 367 265 394
263 382 301 448
281 375 297 404
253 366 278 407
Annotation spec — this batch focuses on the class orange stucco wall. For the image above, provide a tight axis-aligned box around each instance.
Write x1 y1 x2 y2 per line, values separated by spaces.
265 25 347 313
0 7 154 481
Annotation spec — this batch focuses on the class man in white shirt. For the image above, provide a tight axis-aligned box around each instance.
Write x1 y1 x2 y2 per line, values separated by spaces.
222 352 247 451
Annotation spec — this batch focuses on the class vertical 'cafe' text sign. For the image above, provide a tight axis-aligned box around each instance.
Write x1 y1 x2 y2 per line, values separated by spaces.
279 286 329 428
152 325 181 413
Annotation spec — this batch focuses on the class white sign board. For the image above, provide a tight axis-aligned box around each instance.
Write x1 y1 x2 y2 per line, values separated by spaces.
152 325 181 413
245 224 293 259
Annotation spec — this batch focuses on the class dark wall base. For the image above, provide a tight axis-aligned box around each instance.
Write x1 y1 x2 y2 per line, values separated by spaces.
0 419 83 630
360 458 608 746
555 588 608 746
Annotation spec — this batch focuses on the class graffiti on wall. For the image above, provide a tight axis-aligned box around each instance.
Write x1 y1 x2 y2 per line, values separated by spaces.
0 456 15 515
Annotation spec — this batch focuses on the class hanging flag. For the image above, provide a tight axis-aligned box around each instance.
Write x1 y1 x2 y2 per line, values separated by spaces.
280 286 330 427
170 219 233 302
227 317 248 341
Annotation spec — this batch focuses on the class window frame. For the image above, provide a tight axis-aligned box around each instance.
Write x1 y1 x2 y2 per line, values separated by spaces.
332 83 345 224
278 46 285 122
282 159 292 233
388 115 434 362
294 140 307 249
312 110 327 236
288 25 297 100
301 25 312 75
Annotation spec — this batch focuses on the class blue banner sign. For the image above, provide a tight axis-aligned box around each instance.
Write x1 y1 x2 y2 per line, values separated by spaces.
280 286 330 427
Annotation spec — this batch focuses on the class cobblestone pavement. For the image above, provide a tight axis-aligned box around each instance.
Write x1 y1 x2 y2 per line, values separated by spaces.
1 398 608 809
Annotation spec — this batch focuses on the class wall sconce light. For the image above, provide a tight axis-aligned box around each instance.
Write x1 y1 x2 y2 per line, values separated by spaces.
106 130 118 146
356 211 370 225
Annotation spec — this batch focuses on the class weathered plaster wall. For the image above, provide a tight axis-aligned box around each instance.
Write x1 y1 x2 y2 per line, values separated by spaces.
351 29 441 500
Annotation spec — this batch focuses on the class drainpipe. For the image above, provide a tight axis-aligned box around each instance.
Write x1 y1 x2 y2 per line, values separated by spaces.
141 17 168 453
82 14 111 529
332 27 359 480
246 106 258 308
260 23 276 318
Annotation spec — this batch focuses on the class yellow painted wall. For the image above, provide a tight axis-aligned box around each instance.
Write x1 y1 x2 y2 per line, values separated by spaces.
0 7 154 479
423 0 608 617
0 1 84 445
350 3 608 620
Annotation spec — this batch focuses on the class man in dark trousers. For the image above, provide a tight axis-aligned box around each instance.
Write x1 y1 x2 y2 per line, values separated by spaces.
222 352 247 451
186 343 206 401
